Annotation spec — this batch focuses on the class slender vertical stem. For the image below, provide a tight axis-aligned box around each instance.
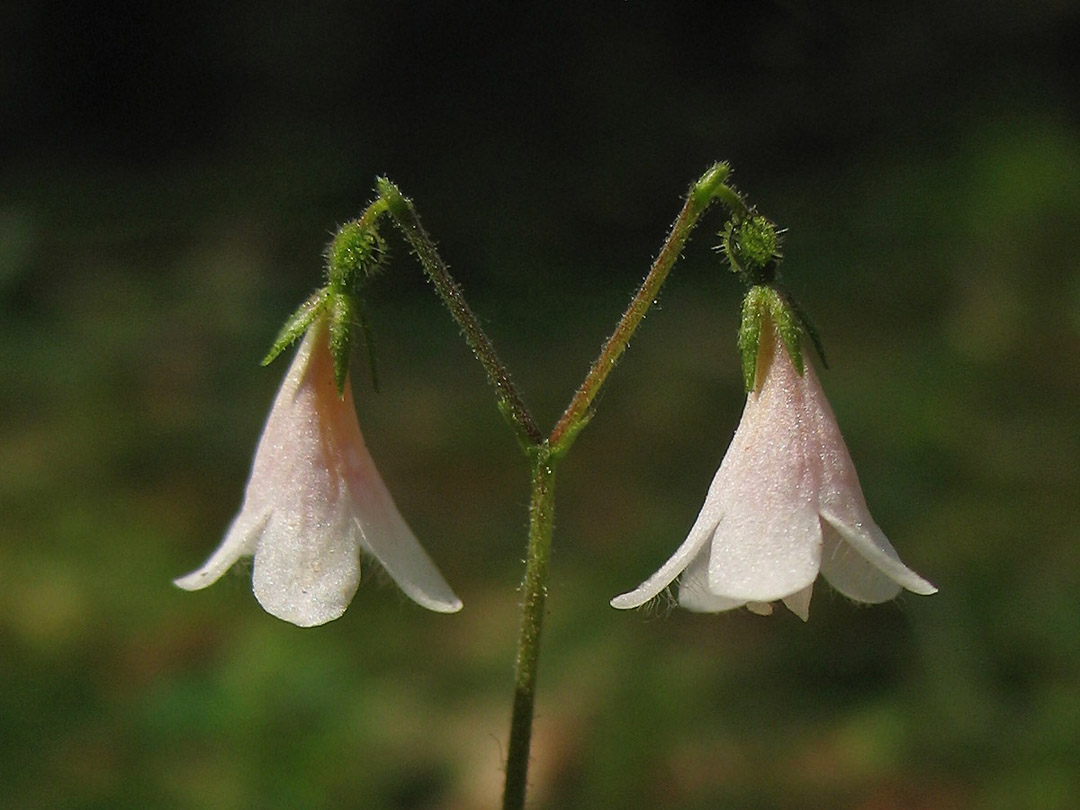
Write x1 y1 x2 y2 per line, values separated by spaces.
377 177 543 448
372 167 735 810
502 449 557 810
548 163 728 451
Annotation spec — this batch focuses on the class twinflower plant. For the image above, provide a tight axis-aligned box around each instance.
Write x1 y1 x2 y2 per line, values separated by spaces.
175 164 935 810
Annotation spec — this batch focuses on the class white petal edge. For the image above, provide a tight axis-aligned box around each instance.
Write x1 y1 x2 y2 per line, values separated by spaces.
610 500 720 610
355 505 463 613
818 518 903 603
174 509 270 591
780 582 814 621
706 502 822 603
677 542 747 613
820 511 937 596
251 507 362 627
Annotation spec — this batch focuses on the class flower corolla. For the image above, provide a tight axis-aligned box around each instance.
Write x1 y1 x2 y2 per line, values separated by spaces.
175 316 462 626
611 324 935 620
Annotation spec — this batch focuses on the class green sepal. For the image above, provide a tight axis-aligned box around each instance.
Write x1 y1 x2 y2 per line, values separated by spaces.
765 286 805 376
262 290 328 366
329 292 355 396
738 286 767 392
326 220 387 294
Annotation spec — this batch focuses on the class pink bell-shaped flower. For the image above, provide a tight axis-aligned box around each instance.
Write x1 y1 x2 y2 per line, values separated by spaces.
612 322 935 620
175 315 462 626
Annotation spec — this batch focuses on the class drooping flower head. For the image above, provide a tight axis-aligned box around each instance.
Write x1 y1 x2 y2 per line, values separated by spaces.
175 314 462 626
611 289 935 620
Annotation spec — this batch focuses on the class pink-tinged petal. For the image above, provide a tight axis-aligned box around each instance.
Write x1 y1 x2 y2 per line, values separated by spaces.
172 328 322 595
795 357 885 542
246 323 366 625
171 328 323 599
706 505 822 602
677 542 747 613
821 514 937 596
610 493 720 609
780 583 814 621
797 357 936 599
818 518 903 603
245 323 324 503
349 461 463 613
283 318 460 617
353 513 462 613
252 505 361 626
310 355 463 613
706 329 823 601
174 508 270 591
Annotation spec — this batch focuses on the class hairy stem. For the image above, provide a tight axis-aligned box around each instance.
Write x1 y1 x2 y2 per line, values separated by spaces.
377 178 543 448
502 449 556 810
373 167 732 810
548 164 727 451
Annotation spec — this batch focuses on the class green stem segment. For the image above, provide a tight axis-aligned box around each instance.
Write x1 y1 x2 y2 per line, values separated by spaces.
502 448 557 810
548 163 728 451
377 177 544 448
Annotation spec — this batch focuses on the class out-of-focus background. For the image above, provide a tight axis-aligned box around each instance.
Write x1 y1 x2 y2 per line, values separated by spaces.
3 2 1079 808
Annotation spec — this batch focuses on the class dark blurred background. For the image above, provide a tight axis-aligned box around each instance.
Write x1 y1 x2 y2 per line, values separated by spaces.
3 2 1080 808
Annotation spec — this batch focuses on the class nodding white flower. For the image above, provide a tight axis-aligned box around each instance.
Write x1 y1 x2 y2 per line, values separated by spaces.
611 322 935 620
175 315 462 626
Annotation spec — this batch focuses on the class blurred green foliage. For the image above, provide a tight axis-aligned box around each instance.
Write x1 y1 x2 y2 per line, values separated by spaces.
3 2 1080 808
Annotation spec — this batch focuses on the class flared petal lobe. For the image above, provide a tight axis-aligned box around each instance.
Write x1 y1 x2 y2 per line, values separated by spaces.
609 493 718 610
174 509 269 592
175 317 461 625
336 389 464 614
700 338 824 603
